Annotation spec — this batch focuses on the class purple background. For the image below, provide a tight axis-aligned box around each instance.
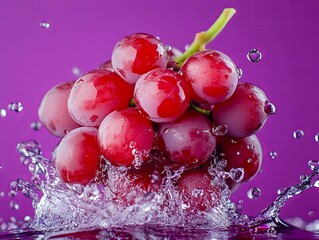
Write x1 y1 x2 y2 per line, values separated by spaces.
1 0 319 226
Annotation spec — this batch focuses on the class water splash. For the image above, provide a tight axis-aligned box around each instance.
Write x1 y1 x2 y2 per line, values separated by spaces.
1 139 319 238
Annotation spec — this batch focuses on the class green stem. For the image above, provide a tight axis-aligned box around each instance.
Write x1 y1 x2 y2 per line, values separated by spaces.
190 101 211 118
175 8 236 67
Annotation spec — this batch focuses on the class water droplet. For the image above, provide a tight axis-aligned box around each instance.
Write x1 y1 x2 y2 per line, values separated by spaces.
247 187 261 199
0 109 7 118
264 100 276 115
229 168 244 182
247 144 254 151
247 158 252 163
72 67 81 77
0 192 4 197
247 49 262 63
9 201 19 210
8 190 17 197
308 160 319 171
30 121 41 130
210 124 228 136
184 44 190 50
0 165 2 169
308 211 315 216
270 151 277 159
315 133 319 142
314 180 319 188
129 141 137 149
8 102 23 112
293 129 304 139
267 226 277 235
300 175 309 182
192 188 204 197
237 68 243 79
40 21 50 28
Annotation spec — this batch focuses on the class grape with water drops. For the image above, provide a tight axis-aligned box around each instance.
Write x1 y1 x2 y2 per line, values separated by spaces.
112 33 168 84
54 127 102 185
36 7 276 217
38 81 81 137
157 110 216 168
68 69 134 127
97 108 154 167
134 68 191 123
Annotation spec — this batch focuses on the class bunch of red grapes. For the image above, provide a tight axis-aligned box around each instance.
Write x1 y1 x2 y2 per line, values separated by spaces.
38 32 275 212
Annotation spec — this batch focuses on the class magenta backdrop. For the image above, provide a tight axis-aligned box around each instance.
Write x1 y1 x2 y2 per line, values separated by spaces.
1 0 319 225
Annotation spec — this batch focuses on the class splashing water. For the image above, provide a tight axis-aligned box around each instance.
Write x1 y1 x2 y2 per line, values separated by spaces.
0 140 318 239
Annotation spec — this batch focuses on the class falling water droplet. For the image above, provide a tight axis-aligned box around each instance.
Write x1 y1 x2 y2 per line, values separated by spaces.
9 201 19 210
72 67 81 77
308 160 319 171
247 49 262 63
293 129 304 139
0 192 4 197
264 100 276 115
8 102 23 112
30 121 42 130
270 151 277 159
0 109 6 118
229 168 244 182
40 21 50 29
237 68 243 79
314 133 319 142
247 187 261 199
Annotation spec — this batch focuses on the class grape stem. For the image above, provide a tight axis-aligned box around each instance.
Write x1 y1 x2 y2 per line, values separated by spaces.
175 8 236 67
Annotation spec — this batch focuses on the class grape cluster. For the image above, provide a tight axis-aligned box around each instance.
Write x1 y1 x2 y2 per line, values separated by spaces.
38 18 275 211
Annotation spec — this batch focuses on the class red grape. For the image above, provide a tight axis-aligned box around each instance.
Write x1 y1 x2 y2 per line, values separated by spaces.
213 82 275 138
217 134 262 182
68 69 134 127
38 81 81 137
157 110 216 168
97 108 154 167
54 127 102 185
112 33 168 84
176 167 221 212
180 50 238 105
134 68 191 123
